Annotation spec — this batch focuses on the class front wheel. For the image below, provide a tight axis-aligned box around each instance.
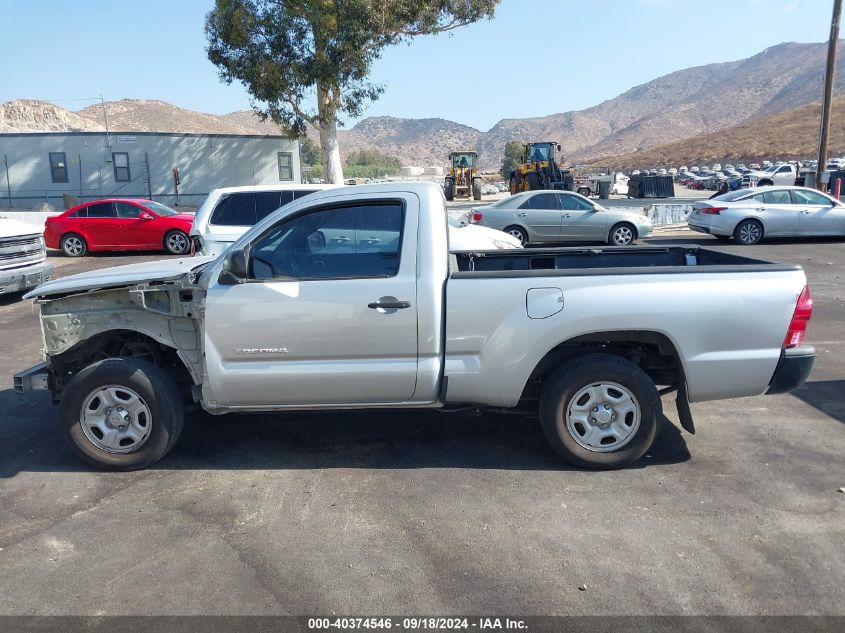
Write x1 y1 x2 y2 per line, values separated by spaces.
58 358 185 470
472 179 482 201
503 225 528 245
733 219 763 245
164 230 190 255
608 222 636 246
444 179 455 201
539 354 661 469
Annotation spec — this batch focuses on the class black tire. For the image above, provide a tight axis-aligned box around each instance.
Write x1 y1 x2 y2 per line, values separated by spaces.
757 180 773 187
525 172 542 191
58 357 185 471
577 187 591 197
164 229 190 255
509 174 518 195
608 222 637 246
539 354 661 469
472 179 482 201
60 233 87 257
444 179 455 201
733 218 763 245
503 225 528 245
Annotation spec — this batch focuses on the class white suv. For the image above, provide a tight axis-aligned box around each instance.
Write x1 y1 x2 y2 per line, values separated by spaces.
191 183 522 256
191 184 340 257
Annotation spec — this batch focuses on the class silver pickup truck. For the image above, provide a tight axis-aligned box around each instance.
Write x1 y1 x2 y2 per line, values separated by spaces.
15 182 815 471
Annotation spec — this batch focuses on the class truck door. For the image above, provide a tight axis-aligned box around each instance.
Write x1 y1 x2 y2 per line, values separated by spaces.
203 193 419 407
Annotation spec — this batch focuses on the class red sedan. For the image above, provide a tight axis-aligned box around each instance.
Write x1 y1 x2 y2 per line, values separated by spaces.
44 199 194 257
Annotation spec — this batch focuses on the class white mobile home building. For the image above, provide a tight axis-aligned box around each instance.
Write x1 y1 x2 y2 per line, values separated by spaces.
0 131 302 209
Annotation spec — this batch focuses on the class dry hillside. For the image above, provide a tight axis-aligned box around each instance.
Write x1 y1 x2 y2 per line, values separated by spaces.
599 97 845 170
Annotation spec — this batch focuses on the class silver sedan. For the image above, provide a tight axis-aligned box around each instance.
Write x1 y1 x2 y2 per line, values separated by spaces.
469 190 653 246
689 186 845 245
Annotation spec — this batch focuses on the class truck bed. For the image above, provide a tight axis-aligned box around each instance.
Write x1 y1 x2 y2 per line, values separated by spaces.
451 245 799 277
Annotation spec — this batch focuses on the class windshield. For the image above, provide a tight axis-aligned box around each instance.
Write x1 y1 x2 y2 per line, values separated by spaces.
711 189 752 202
489 195 524 208
763 165 779 173
451 153 475 167
142 200 181 216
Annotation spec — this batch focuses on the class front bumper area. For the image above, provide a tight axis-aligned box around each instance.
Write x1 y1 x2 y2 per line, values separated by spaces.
14 362 50 394
767 346 816 395
0 260 54 295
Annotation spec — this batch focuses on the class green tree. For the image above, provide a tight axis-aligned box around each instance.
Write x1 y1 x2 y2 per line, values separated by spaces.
501 140 522 178
299 135 321 167
206 0 500 184
345 149 401 177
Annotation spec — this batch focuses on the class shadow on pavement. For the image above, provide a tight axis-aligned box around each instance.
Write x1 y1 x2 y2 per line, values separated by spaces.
792 380 845 424
0 389 691 476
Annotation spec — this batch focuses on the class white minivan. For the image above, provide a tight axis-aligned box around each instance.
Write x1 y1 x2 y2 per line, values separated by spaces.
190 184 521 257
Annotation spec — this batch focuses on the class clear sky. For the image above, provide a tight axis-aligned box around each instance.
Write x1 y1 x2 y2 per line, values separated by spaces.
0 0 837 131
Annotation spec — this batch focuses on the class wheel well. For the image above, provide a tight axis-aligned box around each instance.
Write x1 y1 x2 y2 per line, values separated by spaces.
519 331 682 403
610 221 638 238
49 330 194 403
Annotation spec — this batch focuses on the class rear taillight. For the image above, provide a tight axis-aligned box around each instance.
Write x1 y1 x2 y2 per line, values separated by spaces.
701 206 727 215
472 213 483 222
784 285 813 348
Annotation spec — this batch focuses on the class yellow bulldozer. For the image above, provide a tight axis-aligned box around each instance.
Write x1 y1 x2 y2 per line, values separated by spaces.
444 151 482 201
508 142 573 194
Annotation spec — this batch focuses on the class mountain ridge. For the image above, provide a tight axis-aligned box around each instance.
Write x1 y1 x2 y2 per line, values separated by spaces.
1 40 842 170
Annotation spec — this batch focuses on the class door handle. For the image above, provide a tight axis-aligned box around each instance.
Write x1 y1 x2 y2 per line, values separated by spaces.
368 300 411 309
562 214 571 218
518 212 527 217
800 210 811 214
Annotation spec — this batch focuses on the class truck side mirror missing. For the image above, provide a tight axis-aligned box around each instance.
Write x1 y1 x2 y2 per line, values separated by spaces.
220 248 248 285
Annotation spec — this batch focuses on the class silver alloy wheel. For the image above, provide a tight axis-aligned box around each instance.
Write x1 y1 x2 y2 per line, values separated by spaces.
738 222 761 244
167 232 188 253
565 381 641 452
63 236 84 256
612 225 634 246
79 385 152 454
507 228 526 244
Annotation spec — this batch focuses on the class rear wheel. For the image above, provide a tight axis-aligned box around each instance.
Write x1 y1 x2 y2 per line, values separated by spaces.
509 175 519 195
503 225 528 245
58 358 185 471
164 230 190 255
60 233 87 257
577 187 591 197
539 354 661 469
757 179 773 187
734 219 763 245
608 222 636 246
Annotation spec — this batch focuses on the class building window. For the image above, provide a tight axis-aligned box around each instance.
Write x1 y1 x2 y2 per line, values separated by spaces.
49 152 68 183
277 152 293 181
113 152 131 182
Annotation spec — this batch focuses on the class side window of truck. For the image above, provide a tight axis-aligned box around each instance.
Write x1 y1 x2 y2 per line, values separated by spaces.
249 201 404 281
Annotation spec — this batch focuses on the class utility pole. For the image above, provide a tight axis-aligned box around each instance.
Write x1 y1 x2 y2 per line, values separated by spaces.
99 93 112 149
816 0 842 191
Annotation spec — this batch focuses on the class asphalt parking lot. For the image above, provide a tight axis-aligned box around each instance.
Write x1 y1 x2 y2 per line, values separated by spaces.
0 233 843 616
